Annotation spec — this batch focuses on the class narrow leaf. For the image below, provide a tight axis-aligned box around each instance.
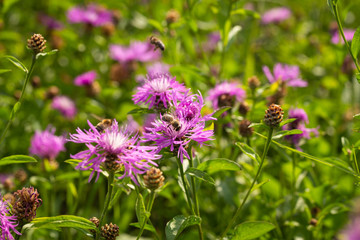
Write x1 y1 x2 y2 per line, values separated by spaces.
129 222 157 234
351 27 360 58
36 49 58 59
279 118 296 127
232 221 275 240
0 69 12 74
28 215 96 231
0 155 37 166
251 179 270 193
165 215 201 240
236 142 261 165
272 129 303 140
10 102 21 119
136 193 150 226
3 55 28 73
197 158 241 174
186 167 215 185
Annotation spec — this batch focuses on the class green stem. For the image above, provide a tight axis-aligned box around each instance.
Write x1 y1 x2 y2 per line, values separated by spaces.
332 2 360 73
353 148 360 174
0 55 37 145
136 190 156 240
220 128 274 238
290 151 297 222
176 157 195 214
96 172 115 240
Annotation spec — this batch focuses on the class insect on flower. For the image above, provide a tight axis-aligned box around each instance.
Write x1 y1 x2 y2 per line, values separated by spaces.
162 113 181 131
95 119 113 132
149 36 165 51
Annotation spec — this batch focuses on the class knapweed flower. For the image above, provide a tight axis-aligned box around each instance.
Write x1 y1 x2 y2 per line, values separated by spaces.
146 62 170 76
0 196 21 240
74 71 97 86
263 63 308 87
283 108 318 149
51 95 77 119
261 7 292 24
29 126 66 160
143 92 215 161
109 41 161 64
38 14 63 30
207 81 246 109
203 32 221 52
132 73 186 109
67 4 113 27
68 119 160 184
331 28 355 44
12 187 42 223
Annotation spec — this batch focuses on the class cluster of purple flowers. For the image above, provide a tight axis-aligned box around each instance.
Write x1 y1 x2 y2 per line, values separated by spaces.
67 4 113 27
0 196 21 240
206 81 246 110
263 63 308 87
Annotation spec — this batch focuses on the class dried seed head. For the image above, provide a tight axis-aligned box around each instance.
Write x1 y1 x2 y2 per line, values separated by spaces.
3 193 15 205
239 119 253 137
89 217 100 235
3 178 14 191
309 218 318 226
85 81 101 97
264 104 284 128
12 187 42 222
14 169 27 183
248 76 260 90
143 167 165 190
218 93 235 108
31 76 41 88
101 223 120 240
45 86 59 99
27 33 46 53
166 9 180 24
238 102 250 116
103 154 122 172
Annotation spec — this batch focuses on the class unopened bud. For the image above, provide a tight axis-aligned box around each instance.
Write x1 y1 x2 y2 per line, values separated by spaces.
27 33 46 54
264 104 284 128
239 119 253 137
143 167 165 190
101 223 120 240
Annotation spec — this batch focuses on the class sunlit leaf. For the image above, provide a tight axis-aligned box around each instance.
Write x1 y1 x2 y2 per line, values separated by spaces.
232 221 275 240
272 129 303 140
26 215 96 232
236 142 261 165
351 27 360 58
3 55 28 73
186 167 215 185
0 155 37 166
0 69 11 74
36 49 58 59
279 118 296 127
165 215 201 240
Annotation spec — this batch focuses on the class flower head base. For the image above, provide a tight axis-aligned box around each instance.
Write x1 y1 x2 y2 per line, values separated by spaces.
29 126 66 160
110 41 161 64
143 167 165 190
68 120 160 184
12 187 42 222
264 104 284 128
207 81 246 109
1 196 21 240
261 7 292 24
51 96 77 119
132 73 186 110
27 33 46 54
74 71 97 86
67 4 113 27
263 63 307 87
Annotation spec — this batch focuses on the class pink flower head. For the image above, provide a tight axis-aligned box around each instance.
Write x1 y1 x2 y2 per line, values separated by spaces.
74 71 97 86
263 63 308 87
261 7 292 24
109 41 161 63
38 13 63 30
206 81 246 109
331 28 355 44
132 73 187 109
51 96 77 119
147 62 170 76
29 126 66 160
68 120 161 184
0 196 21 240
67 4 113 27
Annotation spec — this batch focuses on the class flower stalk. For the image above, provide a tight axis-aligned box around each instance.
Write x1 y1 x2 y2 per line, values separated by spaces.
136 190 156 240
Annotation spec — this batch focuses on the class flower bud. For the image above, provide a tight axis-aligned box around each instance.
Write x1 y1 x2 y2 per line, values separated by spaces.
248 76 260 90
264 104 284 128
89 217 99 235
27 33 46 53
12 187 42 222
45 86 59 99
238 102 249 116
14 169 27 183
218 93 235 108
101 222 120 240
166 9 180 24
143 167 165 190
239 119 253 137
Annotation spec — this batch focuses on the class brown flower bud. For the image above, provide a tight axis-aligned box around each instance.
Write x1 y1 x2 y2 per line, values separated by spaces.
89 217 100 235
31 76 41 88
238 102 249 116
12 187 42 222
166 9 180 24
101 23 115 37
143 167 165 190
103 154 122 172
14 169 27 183
27 33 46 53
85 81 101 96
239 119 253 137
218 93 235 108
248 76 260 90
45 86 59 99
3 193 15 205
264 104 284 128
101 223 120 240
3 178 15 191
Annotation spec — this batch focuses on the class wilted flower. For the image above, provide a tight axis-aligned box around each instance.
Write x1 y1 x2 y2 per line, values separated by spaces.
263 63 308 87
207 81 246 109
261 7 292 24
74 71 97 86
331 28 355 44
67 4 113 27
132 73 186 109
68 119 160 184
51 95 77 119
38 13 63 30
12 187 42 222
0 196 21 240
283 108 318 149
109 41 161 64
29 126 66 160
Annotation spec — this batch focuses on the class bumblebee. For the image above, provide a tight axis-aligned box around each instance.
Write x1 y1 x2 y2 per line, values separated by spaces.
162 114 181 131
149 36 165 51
95 119 113 132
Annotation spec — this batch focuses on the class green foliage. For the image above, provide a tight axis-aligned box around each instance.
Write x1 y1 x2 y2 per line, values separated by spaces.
165 215 201 240
232 221 275 240
0 154 37 166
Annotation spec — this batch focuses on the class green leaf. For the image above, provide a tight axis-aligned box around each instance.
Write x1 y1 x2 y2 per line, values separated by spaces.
357 73 360 84
27 215 96 232
351 27 360 58
129 222 157 234
205 107 231 128
226 25 242 49
3 55 28 73
10 102 21 119
64 159 81 168
248 122 269 130
236 142 261 165
165 215 201 240
186 167 215 185
127 107 155 115
232 221 275 240
251 179 270 193
0 69 12 74
136 193 150 226
0 155 37 166
197 158 241 174
2 0 20 14
272 129 303 140
231 8 260 18
354 113 360 120
279 118 296 127
148 19 164 32
35 49 58 59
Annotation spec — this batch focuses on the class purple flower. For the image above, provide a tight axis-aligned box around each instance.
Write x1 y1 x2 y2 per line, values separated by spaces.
29 126 66 160
143 92 214 162
331 28 355 44
132 73 187 109
263 63 308 87
0 196 21 240
126 116 140 133
146 62 170 76
67 4 113 27
283 108 318 149
261 7 292 24
51 96 77 119
206 81 246 109
68 119 161 184
203 32 221 52
109 41 161 63
38 14 63 30
74 71 97 86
